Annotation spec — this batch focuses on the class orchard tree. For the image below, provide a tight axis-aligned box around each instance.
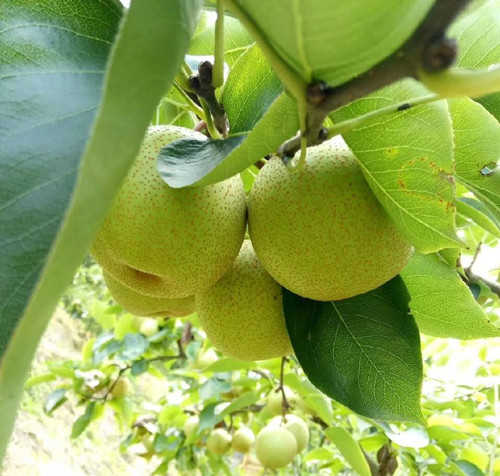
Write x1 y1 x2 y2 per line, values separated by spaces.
1 0 500 474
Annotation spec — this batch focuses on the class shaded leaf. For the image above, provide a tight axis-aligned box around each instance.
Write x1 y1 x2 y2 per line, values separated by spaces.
401 252 500 338
283 278 424 423
120 334 150 360
43 388 68 415
71 402 96 439
457 198 500 238
331 80 459 253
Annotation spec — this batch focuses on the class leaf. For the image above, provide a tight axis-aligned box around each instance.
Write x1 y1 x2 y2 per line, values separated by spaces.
199 377 231 399
204 358 257 373
448 98 500 221
189 12 252 67
223 44 283 134
43 388 68 415
158 93 298 187
331 80 459 253
401 252 500 339
449 0 500 121
230 0 433 86
457 198 500 238
283 277 424 423
198 402 219 432
71 402 96 439
379 423 429 448
325 427 372 476
24 373 57 389
454 460 485 476
131 359 149 376
0 0 201 461
120 333 150 361
218 391 259 419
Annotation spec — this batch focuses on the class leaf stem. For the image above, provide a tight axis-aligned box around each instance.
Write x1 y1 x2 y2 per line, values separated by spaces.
201 98 222 139
212 0 225 88
172 81 205 119
224 0 307 102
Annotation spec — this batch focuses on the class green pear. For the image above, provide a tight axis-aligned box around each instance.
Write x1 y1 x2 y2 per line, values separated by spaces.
196 240 292 361
248 137 412 301
104 272 195 318
183 415 199 438
92 125 247 299
231 427 255 453
255 426 297 469
110 379 131 399
266 387 297 416
206 428 232 455
269 414 309 453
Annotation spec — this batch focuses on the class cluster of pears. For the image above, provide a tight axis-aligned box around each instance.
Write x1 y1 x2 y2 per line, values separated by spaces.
91 125 412 361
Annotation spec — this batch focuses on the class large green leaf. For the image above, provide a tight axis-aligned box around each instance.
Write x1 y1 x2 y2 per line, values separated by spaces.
450 0 500 121
400 252 500 338
449 98 500 221
0 0 201 463
283 278 424 423
331 80 459 253
229 0 433 86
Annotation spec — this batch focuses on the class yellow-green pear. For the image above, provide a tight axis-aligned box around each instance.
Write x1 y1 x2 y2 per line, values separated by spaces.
266 387 297 416
255 427 297 469
139 317 160 337
231 427 255 453
104 272 195 318
248 137 413 301
110 379 131 399
196 240 292 361
183 415 199 437
206 428 232 455
269 415 309 453
92 125 247 299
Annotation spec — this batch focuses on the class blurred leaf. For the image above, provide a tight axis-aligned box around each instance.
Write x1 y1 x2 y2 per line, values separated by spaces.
401 253 500 338
284 277 424 423
43 389 68 415
218 391 259 419
303 394 334 426
454 460 485 476
199 403 219 431
92 301 117 331
331 80 458 253
25 374 57 389
71 402 96 439
449 98 500 221
199 377 231 399
359 434 389 452
325 427 372 476
380 423 429 448
304 447 335 462
120 334 150 360
131 360 150 376
427 425 469 443
115 315 139 340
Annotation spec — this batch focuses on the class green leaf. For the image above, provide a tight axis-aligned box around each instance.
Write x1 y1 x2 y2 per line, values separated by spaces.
457 198 500 238
223 44 283 134
158 93 298 187
71 402 96 439
24 373 57 389
204 357 257 373
0 0 201 462
198 402 219 432
218 391 259 419
331 80 459 253
379 423 429 448
189 12 252 67
450 0 500 121
449 98 500 222
120 334 150 360
283 277 424 423
454 460 485 476
43 388 68 415
199 377 231 399
131 359 150 376
325 427 372 476
230 0 433 86
401 252 500 339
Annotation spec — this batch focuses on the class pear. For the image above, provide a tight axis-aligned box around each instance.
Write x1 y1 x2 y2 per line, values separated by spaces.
231 427 255 453
196 240 292 361
206 428 232 455
103 271 195 318
92 125 247 299
183 415 199 438
269 414 309 453
248 137 412 301
255 427 297 469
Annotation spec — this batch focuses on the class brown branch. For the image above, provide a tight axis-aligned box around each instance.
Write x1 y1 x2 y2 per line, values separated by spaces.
279 0 472 157
189 61 229 136
277 356 290 418
463 243 500 298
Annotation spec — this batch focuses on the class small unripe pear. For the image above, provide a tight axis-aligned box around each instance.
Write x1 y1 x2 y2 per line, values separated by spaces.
92 125 247 299
196 240 292 361
111 379 131 399
248 137 412 301
255 427 297 469
206 428 232 455
266 388 297 416
139 318 160 337
231 427 255 453
194 348 218 370
183 415 199 438
269 415 309 453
